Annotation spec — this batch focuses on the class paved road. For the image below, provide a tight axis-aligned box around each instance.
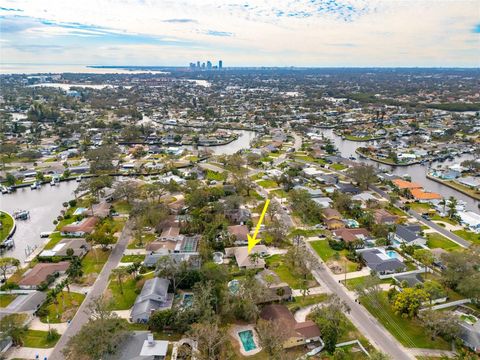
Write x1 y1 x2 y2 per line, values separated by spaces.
49 220 133 360
305 242 414 360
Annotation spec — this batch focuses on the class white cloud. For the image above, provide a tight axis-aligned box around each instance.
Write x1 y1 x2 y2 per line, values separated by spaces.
1 0 479 66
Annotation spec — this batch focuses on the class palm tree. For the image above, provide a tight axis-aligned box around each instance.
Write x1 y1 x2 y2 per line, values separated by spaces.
438 198 447 216
447 196 458 219
111 267 129 295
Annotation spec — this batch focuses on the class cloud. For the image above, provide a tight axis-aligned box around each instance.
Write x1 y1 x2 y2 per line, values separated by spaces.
206 30 233 37
162 18 197 23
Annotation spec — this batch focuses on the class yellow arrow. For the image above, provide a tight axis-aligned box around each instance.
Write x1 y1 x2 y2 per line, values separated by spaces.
248 199 270 253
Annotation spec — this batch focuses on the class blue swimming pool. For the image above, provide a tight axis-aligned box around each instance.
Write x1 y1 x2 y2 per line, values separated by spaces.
73 207 87 215
238 330 256 352
386 250 399 259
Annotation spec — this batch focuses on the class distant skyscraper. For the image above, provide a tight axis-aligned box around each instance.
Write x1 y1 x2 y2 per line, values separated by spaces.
197 61 200 68
219 60 223 69
201 62 206 69
207 61 212 70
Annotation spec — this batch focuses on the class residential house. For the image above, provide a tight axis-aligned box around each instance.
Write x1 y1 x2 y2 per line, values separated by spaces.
228 225 249 245
374 209 399 225
333 228 370 248
39 238 90 258
61 217 99 236
18 262 70 289
225 208 251 224
130 278 173 323
389 225 426 246
322 208 344 230
459 321 480 353
458 211 480 232
259 304 322 349
391 179 423 190
410 188 442 202
360 249 406 274
255 269 292 303
105 332 169 360
312 197 334 208
336 183 361 195
224 245 267 269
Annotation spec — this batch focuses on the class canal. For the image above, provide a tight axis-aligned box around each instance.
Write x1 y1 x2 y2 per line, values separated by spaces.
318 129 479 212
1 181 79 264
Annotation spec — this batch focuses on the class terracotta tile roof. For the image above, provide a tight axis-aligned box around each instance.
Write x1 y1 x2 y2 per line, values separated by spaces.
410 188 442 200
333 228 370 242
61 217 98 234
392 179 423 189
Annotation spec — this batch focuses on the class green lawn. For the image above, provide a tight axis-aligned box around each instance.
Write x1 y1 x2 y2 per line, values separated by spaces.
409 202 432 213
310 240 362 273
0 293 17 307
127 232 156 249
430 215 458 226
330 163 347 171
43 232 63 250
106 275 138 310
21 329 60 348
361 292 450 349
206 170 227 181
112 200 132 214
120 254 145 263
0 211 14 242
39 291 85 323
310 240 336 260
287 294 329 312
426 233 461 251
270 188 288 198
453 229 480 244
257 179 278 189
265 254 316 289
81 249 110 274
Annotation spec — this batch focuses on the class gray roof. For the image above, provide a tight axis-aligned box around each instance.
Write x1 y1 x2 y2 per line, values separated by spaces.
104 331 168 360
459 323 480 351
361 249 406 273
395 225 424 243
394 273 423 287
130 278 172 320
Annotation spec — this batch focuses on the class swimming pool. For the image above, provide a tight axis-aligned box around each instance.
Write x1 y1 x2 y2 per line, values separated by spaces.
73 207 87 216
238 330 256 352
386 250 399 259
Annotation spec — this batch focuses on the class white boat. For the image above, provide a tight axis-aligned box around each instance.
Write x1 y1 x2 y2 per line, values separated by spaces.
76 176 82 182
30 181 40 190
1 186 8 194
50 179 56 186
14 210 30 220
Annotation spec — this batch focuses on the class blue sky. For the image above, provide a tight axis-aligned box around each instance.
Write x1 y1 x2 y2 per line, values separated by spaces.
0 0 479 67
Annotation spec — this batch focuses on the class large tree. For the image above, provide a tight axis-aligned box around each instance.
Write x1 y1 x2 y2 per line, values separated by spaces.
63 296 129 360
392 288 429 318
255 319 290 359
0 257 20 281
187 318 232 360
347 164 378 190
418 309 460 341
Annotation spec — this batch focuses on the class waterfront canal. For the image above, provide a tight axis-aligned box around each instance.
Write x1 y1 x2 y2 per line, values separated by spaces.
1 181 79 264
318 129 479 212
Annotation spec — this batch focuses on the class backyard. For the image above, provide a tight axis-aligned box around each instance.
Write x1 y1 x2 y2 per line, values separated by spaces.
265 254 317 289
21 329 60 348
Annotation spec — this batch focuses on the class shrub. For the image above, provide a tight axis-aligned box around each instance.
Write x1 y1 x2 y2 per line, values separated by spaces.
69 199 77 207
328 239 345 251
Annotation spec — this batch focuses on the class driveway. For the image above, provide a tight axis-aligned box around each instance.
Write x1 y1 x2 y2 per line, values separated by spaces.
49 220 133 360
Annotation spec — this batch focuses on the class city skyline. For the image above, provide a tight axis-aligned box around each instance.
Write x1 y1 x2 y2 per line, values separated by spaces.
1 0 479 68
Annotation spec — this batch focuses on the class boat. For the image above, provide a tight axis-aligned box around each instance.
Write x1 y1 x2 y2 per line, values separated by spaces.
76 175 82 182
50 179 56 186
349 156 356 160
30 181 41 190
14 210 30 220
0 186 8 194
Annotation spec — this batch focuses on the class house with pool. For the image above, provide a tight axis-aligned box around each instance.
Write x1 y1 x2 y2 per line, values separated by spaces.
358 248 406 275
259 304 323 350
388 224 426 247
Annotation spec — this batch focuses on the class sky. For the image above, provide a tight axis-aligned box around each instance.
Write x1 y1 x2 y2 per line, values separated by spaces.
0 0 479 67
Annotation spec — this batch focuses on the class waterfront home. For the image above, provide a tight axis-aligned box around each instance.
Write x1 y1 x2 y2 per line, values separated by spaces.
61 217 99 236
39 238 90 258
456 176 480 190
259 304 322 349
392 179 423 190
389 224 426 247
458 211 480 232
224 245 267 269
410 188 442 202
360 248 406 275
130 278 173 323
228 225 249 245
374 208 399 225
18 262 70 289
